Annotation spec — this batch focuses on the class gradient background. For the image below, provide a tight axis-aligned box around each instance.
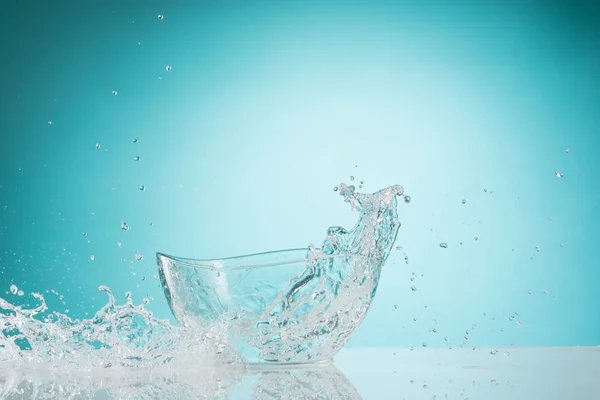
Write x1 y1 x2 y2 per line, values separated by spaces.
1 0 599 349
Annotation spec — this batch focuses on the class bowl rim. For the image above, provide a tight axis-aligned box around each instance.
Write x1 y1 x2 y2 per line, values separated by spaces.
156 248 371 271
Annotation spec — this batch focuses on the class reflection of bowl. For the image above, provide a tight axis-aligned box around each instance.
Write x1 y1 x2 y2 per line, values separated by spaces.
157 248 381 365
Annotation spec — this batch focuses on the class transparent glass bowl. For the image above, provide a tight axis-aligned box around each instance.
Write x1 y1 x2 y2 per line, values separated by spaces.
157 248 381 365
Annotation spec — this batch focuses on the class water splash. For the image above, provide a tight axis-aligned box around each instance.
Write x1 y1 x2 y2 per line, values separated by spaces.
0 286 241 371
206 183 405 362
1 183 404 396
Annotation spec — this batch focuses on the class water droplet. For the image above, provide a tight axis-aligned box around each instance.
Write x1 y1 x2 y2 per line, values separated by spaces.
439 242 448 248
423 384 428 389
157 14 164 20
149 222 153 226
139 185 146 191
165 65 172 71
565 148 569 153
404 195 411 203
462 199 466 204
360 180 364 184
143 297 150 304
133 156 141 161
117 241 122 248
333 186 338 192
559 243 564 247
409 347 414 351
422 342 428 347
527 290 532 294
154 274 159 280
444 336 449 342
555 171 564 178
95 143 101 149
47 120 52 125
535 246 540 252
82 232 87 236
112 90 118 96
17 290 23 296
474 236 479 241
133 138 138 143
350 176 355 181
158 76 163 80
9 284 17 295
393 304 398 309
135 253 144 261
410 286 417 292
543 289 549 295
490 348 498 355
484 188 488 192
121 221 130 231
90 255 95 261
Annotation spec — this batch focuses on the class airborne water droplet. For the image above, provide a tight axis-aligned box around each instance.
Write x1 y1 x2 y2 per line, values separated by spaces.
404 195 411 203
333 186 338 192
90 255 95 261
410 286 417 292
165 65 172 71
17 290 23 296
121 221 130 231
82 232 87 236
439 242 448 248
10 284 18 295
555 171 564 178
135 253 144 261
95 143 101 149
535 246 540 252
139 185 146 191
462 199 466 204
157 14 164 20
133 156 141 161
133 138 138 143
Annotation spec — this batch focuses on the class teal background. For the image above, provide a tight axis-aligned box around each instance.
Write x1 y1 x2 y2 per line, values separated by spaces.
1 0 599 348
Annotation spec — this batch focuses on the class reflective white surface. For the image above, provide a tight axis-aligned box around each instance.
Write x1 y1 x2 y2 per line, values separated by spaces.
1 347 598 399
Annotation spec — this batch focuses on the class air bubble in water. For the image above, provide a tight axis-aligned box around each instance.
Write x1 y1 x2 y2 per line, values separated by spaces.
133 156 141 161
112 90 118 96
82 232 87 236
462 199 466 204
555 171 564 178
90 255 95 261
47 120 52 125
17 290 23 296
140 185 146 191
333 187 338 192
157 14 164 20
95 143 101 149
422 342 428 347
350 176 355 181
490 348 498 355
135 253 144 261
404 195 411 203
439 243 448 248
133 138 138 143
474 236 479 241
165 65 172 71
10 284 18 295
121 221 130 231
411 286 417 291
535 246 540 252
565 148 569 153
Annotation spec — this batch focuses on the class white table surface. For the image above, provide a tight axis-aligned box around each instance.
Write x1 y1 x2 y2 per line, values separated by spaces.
1 346 598 399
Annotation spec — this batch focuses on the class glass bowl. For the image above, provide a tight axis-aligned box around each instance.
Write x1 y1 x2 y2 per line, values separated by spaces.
157 248 381 365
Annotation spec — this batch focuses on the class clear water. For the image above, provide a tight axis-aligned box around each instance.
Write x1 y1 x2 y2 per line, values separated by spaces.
0 184 404 398
159 183 404 363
